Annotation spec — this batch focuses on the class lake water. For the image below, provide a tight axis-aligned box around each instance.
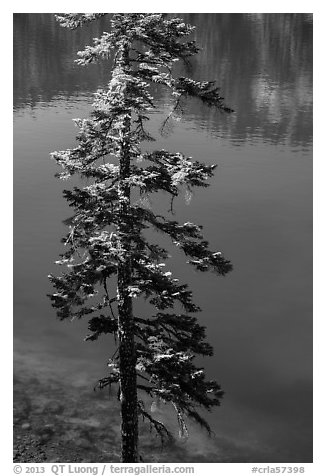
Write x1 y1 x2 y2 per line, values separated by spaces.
13 13 313 462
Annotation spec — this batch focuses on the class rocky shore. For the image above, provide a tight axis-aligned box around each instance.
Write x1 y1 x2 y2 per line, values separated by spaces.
13 350 214 463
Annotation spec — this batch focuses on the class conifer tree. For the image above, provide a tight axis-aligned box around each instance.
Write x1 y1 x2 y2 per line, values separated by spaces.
49 13 233 463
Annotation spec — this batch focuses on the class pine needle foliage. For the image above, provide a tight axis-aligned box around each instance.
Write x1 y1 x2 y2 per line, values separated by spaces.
49 13 233 462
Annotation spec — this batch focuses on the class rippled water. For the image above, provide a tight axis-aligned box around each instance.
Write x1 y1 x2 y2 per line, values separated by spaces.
13 13 312 462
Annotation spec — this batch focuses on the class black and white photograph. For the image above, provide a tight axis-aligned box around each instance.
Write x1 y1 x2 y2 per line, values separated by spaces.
12 5 314 469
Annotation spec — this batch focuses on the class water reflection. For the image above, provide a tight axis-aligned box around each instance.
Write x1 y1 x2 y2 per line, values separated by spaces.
14 13 312 149
13 13 112 110
182 13 313 148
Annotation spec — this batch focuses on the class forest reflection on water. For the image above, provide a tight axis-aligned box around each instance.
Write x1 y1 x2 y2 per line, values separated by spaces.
13 13 312 462
14 13 312 150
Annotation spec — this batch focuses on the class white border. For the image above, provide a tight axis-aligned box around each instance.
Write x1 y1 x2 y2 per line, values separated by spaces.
6 3 323 475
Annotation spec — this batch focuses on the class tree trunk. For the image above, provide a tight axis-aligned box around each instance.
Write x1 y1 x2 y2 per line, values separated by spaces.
116 41 139 463
117 255 138 462
117 149 139 462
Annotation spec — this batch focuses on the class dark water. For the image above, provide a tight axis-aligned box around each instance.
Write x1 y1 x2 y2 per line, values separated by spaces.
13 13 313 462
